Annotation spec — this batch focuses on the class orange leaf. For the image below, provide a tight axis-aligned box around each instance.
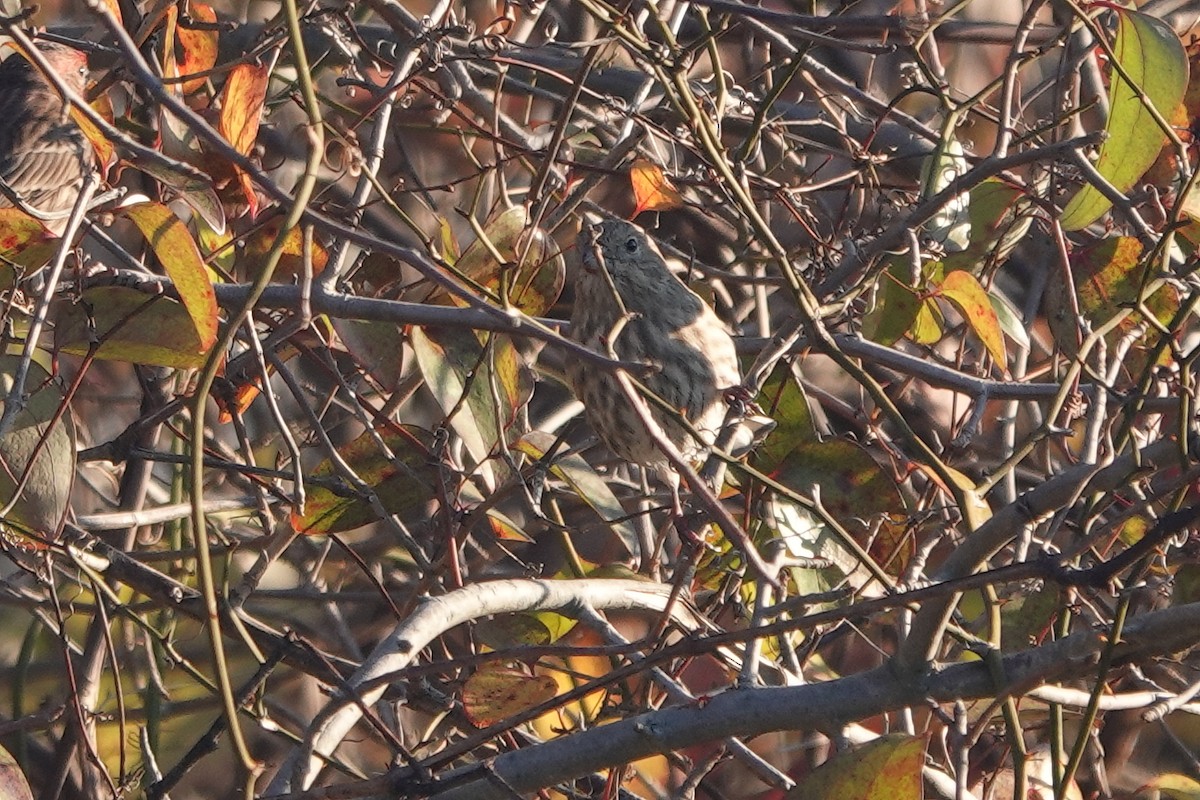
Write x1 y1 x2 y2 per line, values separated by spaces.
219 64 269 156
219 63 269 217
176 2 219 95
630 159 684 216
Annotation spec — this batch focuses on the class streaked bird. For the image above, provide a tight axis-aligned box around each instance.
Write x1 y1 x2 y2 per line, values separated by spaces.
566 218 742 498
0 42 93 234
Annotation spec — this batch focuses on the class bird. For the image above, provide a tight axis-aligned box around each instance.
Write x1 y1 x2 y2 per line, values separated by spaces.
0 41 93 234
566 217 743 503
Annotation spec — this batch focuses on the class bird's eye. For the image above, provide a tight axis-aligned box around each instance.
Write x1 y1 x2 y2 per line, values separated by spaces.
623 237 639 253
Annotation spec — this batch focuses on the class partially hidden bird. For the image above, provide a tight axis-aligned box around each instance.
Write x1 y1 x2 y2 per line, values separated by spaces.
0 42 93 234
566 217 743 505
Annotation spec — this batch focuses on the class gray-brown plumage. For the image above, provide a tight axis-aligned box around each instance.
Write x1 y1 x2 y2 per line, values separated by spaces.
566 218 741 474
0 43 92 232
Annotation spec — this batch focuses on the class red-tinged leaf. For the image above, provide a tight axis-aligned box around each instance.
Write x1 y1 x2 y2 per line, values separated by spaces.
176 2 218 95
1049 235 1179 369
462 666 557 728
1061 10 1189 230
939 270 1007 367
785 734 925 800
215 380 262 424
56 286 212 368
0 208 58 282
292 426 438 536
630 158 684 216
485 509 534 542
123 202 219 352
239 218 328 281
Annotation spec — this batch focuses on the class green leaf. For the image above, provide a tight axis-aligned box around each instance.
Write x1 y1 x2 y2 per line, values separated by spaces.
0 356 75 542
411 326 532 467
515 431 640 557
1061 10 1189 230
56 286 213 368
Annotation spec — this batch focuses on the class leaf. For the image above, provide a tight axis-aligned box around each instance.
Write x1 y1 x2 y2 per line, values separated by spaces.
630 159 684 216
1145 774 1200 800
71 93 115 176
56 286 214 368
1048 235 1178 364
218 63 269 218
462 666 557 728
239 218 328 281
330 319 404 388
0 208 59 281
292 426 438 535
862 258 923 346
1061 10 1189 230
0 743 33 800
939 270 1007 367
920 134 970 251
123 203 219 353
515 431 640 557
785 734 925 800
429 207 565 316
411 326 531 467
773 439 908 574
0 356 75 545
176 1 219 95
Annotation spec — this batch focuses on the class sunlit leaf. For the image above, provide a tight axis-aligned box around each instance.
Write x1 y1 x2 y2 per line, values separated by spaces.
71 93 115 176
785 734 925 800
939 270 1007 367
239 218 328 281
630 158 684 216
1048 236 1178 365
123 202 219 352
1061 10 1189 230
462 666 557 728
176 1 218 95
920 134 970 251
0 208 58 282
862 258 923 346
429 207 565 316
1145 774 1200 800
218 63 269 218
292 426 438 535
56 287 210 367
